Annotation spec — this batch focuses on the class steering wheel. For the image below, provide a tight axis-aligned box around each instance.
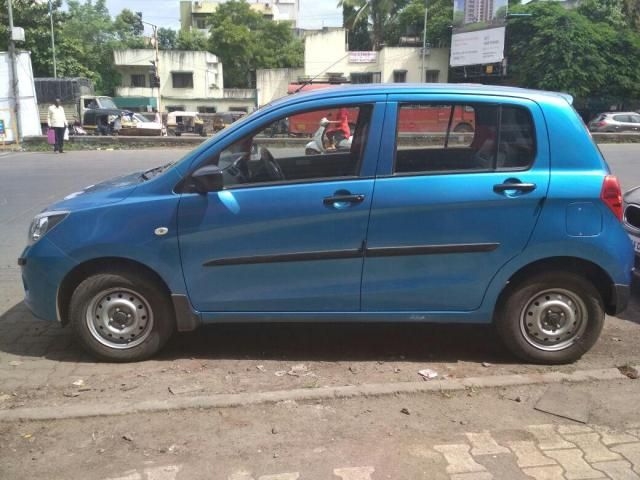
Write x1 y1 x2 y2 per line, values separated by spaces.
260 147 285 181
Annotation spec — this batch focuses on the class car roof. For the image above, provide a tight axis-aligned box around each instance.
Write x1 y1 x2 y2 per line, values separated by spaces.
272 83 574 107
600 112 639 116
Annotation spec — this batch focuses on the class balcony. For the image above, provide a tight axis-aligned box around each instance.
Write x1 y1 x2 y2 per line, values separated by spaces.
116 86 157 97
223 89 256 100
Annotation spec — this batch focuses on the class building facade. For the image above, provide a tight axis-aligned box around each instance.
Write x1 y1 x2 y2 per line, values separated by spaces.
180 0 299 34
256 28 450 107
113 49 255 113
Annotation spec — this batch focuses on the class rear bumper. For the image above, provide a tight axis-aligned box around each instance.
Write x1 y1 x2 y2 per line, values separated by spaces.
611 283 631 315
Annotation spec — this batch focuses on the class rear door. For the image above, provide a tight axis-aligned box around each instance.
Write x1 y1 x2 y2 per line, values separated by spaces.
362 95 550 312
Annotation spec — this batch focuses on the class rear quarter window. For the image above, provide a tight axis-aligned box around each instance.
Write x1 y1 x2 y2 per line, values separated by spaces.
394 103 536 175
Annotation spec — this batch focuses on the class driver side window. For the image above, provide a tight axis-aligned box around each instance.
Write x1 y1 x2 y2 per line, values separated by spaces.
216 104 372 188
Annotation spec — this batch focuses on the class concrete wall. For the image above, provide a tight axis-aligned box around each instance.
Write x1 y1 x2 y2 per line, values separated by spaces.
303 28 449 83
256 68 304 106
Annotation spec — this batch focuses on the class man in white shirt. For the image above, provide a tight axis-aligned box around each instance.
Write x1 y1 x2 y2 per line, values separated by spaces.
47 98 68 153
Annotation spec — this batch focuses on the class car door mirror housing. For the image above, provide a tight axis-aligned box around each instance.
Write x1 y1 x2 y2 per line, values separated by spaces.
191 165 224 193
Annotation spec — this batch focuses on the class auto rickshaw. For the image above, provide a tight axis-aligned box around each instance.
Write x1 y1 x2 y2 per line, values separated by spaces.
166 111 206 136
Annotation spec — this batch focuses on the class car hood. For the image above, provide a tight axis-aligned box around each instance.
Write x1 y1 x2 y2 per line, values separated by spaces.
45 171 143 211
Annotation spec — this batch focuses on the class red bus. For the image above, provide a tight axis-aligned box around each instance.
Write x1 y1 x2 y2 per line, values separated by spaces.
286 82 476 136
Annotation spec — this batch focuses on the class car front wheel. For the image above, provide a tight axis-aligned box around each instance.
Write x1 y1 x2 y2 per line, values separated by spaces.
69 271 175 362
495 272 604 364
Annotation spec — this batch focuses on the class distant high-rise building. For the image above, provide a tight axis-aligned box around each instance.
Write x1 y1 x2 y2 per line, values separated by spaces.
464 0 494 24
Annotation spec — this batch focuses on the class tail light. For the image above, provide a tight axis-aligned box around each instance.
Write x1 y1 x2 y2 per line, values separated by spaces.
594 121 606 127
601 175 623 220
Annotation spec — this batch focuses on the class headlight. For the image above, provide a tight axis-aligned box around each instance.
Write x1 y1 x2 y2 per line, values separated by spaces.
28 211 69 245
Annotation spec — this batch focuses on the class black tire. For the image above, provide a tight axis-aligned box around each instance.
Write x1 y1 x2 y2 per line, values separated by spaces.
69 271 175 362
453 123 474 133
495 272 604 364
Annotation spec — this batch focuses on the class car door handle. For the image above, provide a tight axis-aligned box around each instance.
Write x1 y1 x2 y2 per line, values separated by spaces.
493 182 536 193
323 194 365 205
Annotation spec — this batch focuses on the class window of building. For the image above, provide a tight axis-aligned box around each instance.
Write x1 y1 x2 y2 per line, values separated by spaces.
198 106 217 113
425 70 440 83
229 107 248 113
195 17 207 29
172 72 194 89
166 105 186 112
393 70 407 83
394 103 535 175
350 72 382 84
131 74 146 87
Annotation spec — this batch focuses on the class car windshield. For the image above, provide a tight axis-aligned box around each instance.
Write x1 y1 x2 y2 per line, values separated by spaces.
132 113 150 123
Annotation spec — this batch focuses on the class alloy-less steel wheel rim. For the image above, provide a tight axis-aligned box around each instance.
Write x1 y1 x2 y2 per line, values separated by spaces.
519 288 588 352
85 288 154 349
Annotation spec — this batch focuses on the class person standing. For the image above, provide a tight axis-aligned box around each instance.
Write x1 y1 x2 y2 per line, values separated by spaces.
47 98 68 153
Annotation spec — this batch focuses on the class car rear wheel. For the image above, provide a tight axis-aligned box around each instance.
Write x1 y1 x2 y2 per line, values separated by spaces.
69 271 175 362
495 272 604 364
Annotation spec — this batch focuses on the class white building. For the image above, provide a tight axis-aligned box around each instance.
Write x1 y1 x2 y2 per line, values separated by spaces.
257 28 450 106
113 49 255 113
180 0 299 35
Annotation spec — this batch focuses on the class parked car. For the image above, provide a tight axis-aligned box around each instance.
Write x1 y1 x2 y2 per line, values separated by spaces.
623 186 640 265
119 113 165 137
19 84 633 364
588 112 640 132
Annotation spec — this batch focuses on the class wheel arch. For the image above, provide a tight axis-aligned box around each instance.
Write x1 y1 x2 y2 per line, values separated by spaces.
495 256 616 316
57 257 172 327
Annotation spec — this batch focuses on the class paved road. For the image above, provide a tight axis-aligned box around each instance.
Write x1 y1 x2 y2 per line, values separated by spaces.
1 146 640 479
2 380 640 479
0 145 638 412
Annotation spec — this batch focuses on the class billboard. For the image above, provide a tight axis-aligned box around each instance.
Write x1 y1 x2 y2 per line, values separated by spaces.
450 0 508 68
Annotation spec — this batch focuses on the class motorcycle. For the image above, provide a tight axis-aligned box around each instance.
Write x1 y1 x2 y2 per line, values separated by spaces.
304 117 352 155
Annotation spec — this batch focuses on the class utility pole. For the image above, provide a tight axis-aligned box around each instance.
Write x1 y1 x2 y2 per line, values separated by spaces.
142 20 161 113
7 0 22 142
48 0 57 77
421 0 428 83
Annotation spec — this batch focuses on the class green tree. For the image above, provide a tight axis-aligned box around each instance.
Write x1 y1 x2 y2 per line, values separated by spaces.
338 0 408 50
506 2 640 100
0 0 67 77
207 1 303 88
344 4 371 50
176 28 209 50
157 28 177 50
113 9 145 47
385 0 453 48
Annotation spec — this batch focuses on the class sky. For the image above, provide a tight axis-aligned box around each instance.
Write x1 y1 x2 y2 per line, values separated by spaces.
104 0 344 32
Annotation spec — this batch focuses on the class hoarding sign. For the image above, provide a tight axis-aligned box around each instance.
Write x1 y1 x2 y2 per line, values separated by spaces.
450 0 507 68
349 51 377 64
450 26 506 67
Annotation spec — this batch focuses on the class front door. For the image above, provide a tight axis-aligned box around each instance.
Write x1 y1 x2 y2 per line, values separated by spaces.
178 102 383 312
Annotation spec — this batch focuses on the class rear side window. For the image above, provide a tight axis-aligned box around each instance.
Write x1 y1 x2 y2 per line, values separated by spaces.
394 103 536 175
613 114 630 122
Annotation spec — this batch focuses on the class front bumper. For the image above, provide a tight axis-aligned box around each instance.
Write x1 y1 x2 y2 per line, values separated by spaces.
19 238 78 323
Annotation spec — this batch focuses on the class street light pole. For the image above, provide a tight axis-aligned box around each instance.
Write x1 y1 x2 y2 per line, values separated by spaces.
141 20 161 113
48 0 57 77
421 0 428 83
6 0 22 142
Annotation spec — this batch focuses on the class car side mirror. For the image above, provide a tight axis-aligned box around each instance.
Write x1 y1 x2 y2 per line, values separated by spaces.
191 165 224 194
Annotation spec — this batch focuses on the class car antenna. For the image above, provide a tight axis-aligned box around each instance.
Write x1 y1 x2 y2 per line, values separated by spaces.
293 52 351 94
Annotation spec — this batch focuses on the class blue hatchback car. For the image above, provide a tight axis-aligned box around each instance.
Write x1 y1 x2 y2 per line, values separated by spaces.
19 84 633 364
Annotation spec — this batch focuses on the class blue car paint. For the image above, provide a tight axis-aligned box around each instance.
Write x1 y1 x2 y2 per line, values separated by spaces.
19 84 632 332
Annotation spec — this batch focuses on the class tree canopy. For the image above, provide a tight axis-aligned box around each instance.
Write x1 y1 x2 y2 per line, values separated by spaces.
506 1 640 101
206 0 303 88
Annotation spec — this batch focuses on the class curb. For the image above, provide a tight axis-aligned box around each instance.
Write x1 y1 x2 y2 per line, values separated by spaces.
0 366 636 423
